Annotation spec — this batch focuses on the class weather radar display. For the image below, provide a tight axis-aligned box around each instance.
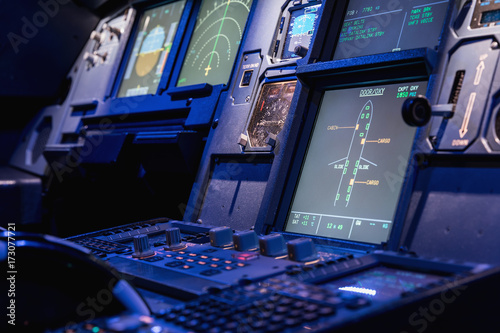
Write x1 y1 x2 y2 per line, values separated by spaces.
177 0 253 87
118 1 186 97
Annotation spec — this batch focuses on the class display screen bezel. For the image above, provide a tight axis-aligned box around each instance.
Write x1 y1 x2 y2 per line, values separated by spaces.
332 0 451 61
173 0 255 89
269 78 428 251
113 0 189 99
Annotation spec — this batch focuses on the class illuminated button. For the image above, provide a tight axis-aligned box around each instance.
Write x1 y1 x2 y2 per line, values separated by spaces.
188 253 198 257
175 256 184 260
211 258 221 262
236 263 248 267
224 260 234 264
181 265 194 270
232 252 259 261
224 266 235 271
197 261 207 265
210 264 220 268
200 255 210 259
186 259 195 263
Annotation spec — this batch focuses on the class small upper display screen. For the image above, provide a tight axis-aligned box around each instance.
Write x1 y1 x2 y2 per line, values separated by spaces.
117 1 186 97
176 0 253 87
281 3 321 60
333 0 449 60
284 81 427 245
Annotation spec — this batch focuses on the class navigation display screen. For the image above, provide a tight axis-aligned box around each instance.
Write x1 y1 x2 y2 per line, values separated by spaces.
281 3 321 60
117 1 186 97
333 0 449 60
176 0 253 87
284 81 427 244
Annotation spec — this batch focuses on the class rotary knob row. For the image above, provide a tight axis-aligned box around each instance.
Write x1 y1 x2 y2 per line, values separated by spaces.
131 226 317 262
208 226 317 262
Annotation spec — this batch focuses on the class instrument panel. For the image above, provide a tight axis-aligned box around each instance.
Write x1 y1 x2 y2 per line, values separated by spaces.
7 0 500 331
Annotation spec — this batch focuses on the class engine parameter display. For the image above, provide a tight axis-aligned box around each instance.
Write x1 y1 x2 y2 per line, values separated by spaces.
176 0 253 87
333 0 449 60
117 1 186 97
285 81 427 244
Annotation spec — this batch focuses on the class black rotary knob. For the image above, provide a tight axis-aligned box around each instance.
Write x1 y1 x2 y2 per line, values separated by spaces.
402 95 432 127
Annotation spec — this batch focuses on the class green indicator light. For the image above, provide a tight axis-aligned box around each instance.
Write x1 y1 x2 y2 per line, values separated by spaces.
366 124 370 130
360 132 364 137
336 194 340 200
365 105 370 110
366 113 370 118
338 225 343 230
92 327 100 333
346 194 350 201
347 186 352 193
345 160 349 167
355 160 359 167
361 114 365 119
343 168 347 174
353 168 357 175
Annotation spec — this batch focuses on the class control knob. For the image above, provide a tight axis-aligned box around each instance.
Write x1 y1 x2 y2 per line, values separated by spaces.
294 45 309 58
259 234 287 257
287 237 317 262
209 226 233 248
164 227 186 251
233 230 259 251
132 234 154 258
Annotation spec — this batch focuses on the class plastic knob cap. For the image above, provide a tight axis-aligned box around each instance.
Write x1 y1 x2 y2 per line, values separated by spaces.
402 95 432 127
164 227 186 251
209 226 233 248
259 234 287 257
132 234 154 258
294 45 309 58
233 230 259 251
287 238 317 262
